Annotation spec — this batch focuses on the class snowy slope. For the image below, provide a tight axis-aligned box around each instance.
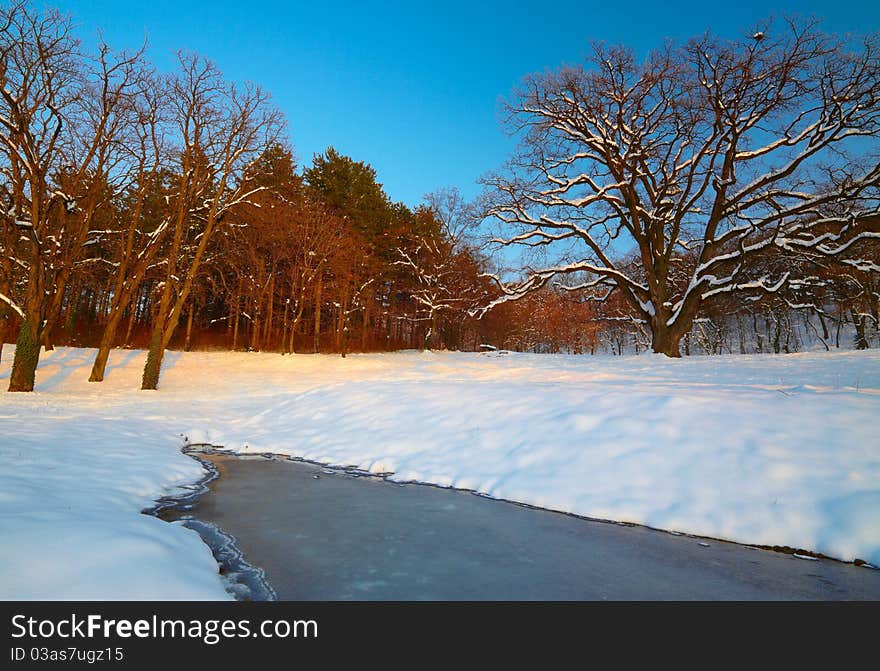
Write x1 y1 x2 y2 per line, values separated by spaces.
1 346 878 599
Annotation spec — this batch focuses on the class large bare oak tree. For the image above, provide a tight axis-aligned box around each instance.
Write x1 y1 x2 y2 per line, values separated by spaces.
482 19 880 356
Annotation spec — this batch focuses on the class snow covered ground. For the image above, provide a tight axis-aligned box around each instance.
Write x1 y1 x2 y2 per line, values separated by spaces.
1 345 879 599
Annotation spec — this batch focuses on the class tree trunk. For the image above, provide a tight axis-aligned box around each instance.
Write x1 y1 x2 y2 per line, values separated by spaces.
141 330 165 390
264 274 274 350
8 318 41 392
340 305 349 359
89 343 112 383
853 309 870 350
89 305 130 382
817 311 830 341
41 330 54 352
184 306 194 352
64 291 79 345
250 298 261 351
335 293 348 353
289 315 300 354
313 275 323 353
423 310 436 351
40 291 66 353
641 298 694 357
650 324 683 357
737 314 746 354
232 306 240 351
124 293 139 347
142 267 175 391
0 315 6 364
385 313 392 349
281 298 289 355
773 316 781 354
231 278 242 350
360 301 371 351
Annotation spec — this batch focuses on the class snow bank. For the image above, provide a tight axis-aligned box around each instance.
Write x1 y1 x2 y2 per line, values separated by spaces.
1 346 879 599
0 349 230 600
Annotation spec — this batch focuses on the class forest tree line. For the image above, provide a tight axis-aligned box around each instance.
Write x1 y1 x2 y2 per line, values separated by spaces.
0 3 505 391
2 3 879 393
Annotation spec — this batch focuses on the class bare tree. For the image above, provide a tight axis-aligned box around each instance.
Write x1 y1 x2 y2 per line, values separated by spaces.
140 52 282 389
88 68 170 381
395 188 484 349
482 19 880 356
1 2 143 390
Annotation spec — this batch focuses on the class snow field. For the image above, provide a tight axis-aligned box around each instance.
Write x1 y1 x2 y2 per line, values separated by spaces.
1 346 878 598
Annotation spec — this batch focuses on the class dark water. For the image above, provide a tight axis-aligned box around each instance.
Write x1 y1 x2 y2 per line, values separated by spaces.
171 453 880 600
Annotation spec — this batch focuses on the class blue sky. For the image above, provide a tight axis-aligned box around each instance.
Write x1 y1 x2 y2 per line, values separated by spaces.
58 1 880 208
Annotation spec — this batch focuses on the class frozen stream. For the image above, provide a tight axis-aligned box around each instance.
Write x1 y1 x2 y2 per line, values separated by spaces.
168 453 880 600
